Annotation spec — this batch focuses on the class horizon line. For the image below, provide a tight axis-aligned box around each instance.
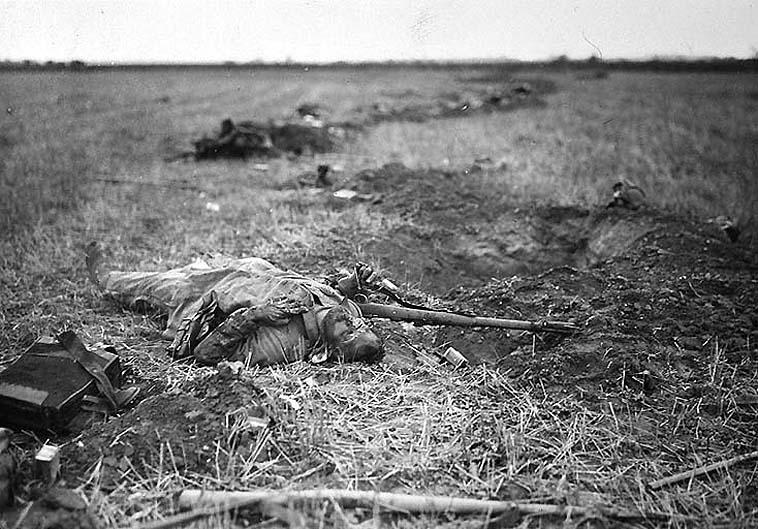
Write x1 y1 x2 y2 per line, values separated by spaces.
3 54 757 67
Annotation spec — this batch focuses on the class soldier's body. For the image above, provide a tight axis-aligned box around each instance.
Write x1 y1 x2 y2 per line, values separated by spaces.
87 246 382 367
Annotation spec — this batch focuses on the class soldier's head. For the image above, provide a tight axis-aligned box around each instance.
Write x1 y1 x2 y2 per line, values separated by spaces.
322 304 383 364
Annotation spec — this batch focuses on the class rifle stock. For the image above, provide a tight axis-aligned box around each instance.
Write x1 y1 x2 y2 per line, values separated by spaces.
358 302 578 333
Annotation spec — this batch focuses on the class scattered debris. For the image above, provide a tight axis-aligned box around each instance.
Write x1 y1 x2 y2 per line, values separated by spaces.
512 82 532 95
279 395 301 411
466 156 508 174
243 415 269 430
216 360 245 377
193 118 274 159
708 215 740 242
192 118 341 160
316 164 331 186
606 180 646 210
332 188 380 202
332 189 357 200
441 346 469 368
34 444 60 485
296 102 326 120
297 164 332 187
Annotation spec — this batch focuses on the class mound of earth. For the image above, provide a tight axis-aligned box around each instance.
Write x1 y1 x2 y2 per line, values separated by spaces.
332 164 757 395
62 370 277 489
336 163 656 293
438 219 757 373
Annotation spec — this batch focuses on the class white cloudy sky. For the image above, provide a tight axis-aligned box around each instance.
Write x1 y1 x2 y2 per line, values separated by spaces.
1 0 756 63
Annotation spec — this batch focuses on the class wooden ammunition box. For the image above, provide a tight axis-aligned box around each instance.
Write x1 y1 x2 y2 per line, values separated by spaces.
0 337 120 431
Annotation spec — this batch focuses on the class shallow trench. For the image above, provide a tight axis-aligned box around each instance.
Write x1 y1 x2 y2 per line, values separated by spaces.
366 206 653 294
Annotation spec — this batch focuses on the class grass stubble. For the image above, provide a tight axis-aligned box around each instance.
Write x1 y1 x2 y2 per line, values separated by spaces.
1 67 757 527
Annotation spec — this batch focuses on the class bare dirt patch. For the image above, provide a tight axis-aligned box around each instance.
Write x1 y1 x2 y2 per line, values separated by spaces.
337 163 655 293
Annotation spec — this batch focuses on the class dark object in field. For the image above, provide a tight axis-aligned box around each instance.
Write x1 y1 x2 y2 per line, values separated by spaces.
0 335 122 431
358 302 578 333
606 181 646 210
297 164 332 187
468 156 508 174
512 82 532 95
192 118 337 160
722 224 740 242
296 103 325 119
708 215 740 242
193 118 275 160
317 164 331 186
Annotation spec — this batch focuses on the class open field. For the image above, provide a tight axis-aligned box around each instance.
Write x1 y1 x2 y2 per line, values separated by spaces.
1 67 757 528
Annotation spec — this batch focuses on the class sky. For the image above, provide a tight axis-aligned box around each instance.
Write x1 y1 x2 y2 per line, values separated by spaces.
1 0 756 64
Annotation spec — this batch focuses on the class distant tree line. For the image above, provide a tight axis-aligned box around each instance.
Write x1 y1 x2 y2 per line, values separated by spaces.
0 59 88 70
542 55 758 73
2 56 757 72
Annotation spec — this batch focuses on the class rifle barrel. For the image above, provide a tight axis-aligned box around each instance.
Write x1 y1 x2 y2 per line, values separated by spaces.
357 303 578 333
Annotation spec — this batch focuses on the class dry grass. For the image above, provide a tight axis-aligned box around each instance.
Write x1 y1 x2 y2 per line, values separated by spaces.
1 67 757 527
2 69 757 240
82 354 757 527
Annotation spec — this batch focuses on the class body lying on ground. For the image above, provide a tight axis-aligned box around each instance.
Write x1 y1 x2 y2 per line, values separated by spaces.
86 245 383 367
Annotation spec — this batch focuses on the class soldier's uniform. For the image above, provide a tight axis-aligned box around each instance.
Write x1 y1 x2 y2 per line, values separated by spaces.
98 256 381 366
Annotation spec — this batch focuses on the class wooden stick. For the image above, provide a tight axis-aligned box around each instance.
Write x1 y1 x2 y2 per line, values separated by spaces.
117 488 690 529
649 449 758 489
178 489 557 515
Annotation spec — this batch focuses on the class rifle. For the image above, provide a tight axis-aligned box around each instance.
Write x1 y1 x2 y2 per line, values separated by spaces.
357 302 578 333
